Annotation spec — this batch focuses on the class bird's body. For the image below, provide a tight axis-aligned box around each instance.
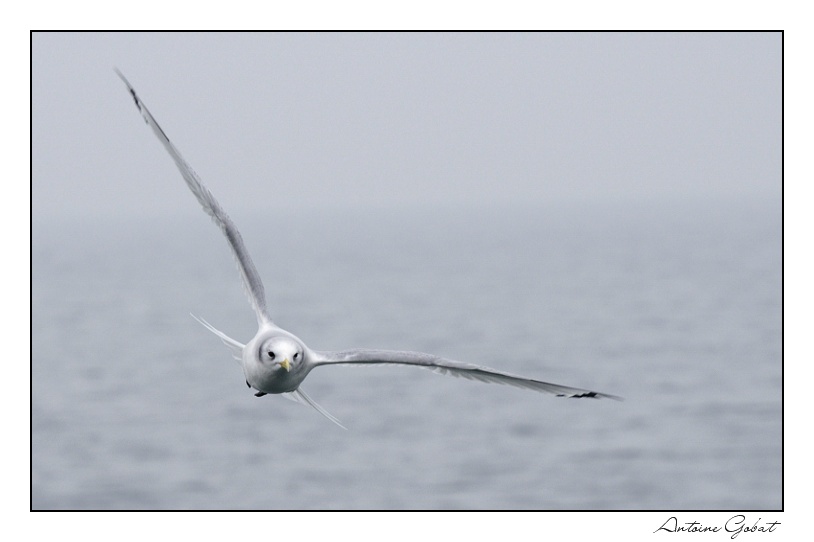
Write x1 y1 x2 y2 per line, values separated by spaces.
117 70 620 428
244 328 309 394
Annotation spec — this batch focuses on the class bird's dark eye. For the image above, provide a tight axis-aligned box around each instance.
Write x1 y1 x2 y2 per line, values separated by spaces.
267 351 275 360
293 352 300 360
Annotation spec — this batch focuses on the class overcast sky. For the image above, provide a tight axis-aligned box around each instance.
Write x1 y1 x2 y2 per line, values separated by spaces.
32 32 780 221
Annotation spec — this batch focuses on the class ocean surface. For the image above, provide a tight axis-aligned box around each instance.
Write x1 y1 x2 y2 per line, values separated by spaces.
31 198 782 510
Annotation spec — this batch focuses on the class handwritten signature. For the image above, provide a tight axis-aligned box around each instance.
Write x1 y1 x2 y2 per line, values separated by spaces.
654 516 780 539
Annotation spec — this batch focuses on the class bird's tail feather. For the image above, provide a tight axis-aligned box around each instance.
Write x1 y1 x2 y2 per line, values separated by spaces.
190 314 244 362
283 388 347 430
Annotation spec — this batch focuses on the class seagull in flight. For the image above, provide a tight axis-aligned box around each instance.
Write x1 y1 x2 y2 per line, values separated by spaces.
116 70 620 428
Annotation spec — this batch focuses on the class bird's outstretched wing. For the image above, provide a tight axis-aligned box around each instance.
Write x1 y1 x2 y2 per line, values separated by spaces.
311 349 621 399
116 70 272 326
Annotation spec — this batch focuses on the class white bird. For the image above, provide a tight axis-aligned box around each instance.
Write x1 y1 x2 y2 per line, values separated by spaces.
117 70 621 429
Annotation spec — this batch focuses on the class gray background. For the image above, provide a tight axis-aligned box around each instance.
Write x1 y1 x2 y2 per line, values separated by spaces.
32 32 781 510
33 32 779 219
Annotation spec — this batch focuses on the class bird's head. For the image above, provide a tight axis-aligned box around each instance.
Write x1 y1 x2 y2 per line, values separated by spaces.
258 336 304 373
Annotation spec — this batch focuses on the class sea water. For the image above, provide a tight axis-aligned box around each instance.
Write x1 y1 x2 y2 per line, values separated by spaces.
31 197 781 509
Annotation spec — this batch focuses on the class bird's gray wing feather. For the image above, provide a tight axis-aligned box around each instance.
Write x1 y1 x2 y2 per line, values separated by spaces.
311 349 621 399
117 70 272 326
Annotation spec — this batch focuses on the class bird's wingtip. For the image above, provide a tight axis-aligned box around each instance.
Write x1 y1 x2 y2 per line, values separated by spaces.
114 67 128 84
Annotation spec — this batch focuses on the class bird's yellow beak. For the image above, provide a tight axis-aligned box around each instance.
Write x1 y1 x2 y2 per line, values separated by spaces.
279 358 291 372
